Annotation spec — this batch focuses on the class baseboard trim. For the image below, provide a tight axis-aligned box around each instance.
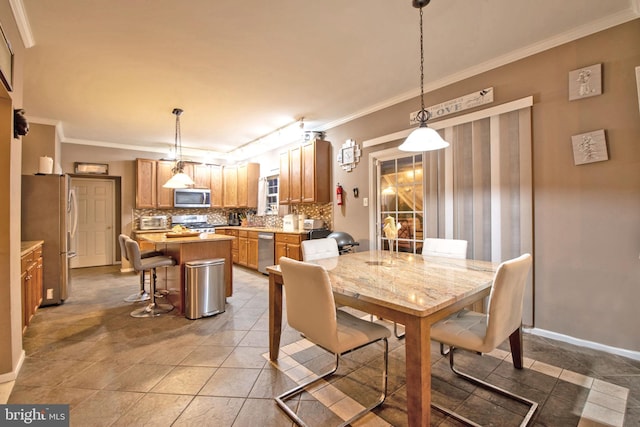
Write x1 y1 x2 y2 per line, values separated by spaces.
0 349 25 384
526 327 640 362
120 267 134 273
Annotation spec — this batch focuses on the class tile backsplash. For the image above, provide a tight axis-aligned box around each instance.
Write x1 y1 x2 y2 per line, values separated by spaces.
133 202 333 230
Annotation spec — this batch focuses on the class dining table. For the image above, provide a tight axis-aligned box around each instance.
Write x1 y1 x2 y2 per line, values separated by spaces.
267 250 503 427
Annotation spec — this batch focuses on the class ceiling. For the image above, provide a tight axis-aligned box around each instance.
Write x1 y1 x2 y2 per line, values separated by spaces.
18 0 638 161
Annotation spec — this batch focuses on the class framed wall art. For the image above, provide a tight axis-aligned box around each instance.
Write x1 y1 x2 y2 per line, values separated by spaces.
571 129 608 166
569 63 602 101
74 162 109 175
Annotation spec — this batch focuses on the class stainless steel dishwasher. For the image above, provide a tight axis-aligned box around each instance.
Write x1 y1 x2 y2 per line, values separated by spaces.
257 232 275 274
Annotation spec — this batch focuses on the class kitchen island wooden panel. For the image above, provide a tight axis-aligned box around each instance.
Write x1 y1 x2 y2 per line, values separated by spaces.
138 233 235 315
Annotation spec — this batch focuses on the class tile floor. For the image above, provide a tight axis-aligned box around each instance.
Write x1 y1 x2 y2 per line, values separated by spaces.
5 265 640 426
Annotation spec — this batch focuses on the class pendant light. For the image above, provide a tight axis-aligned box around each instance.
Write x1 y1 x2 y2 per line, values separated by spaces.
163 108 195 189
398 0 449 152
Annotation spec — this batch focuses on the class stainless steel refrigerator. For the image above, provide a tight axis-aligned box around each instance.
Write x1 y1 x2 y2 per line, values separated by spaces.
21 174 78 306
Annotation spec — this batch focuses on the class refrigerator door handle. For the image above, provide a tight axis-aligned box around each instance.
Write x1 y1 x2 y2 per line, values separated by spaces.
68 188 79 238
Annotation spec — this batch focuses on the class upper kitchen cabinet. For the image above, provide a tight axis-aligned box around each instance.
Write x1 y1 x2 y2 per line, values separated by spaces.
279 139 330 204
210 165 224 208
192 163 211 189
223 163 259 208
279 145 301 204
156 160 175 208
136 159 157 208
302 139 330 203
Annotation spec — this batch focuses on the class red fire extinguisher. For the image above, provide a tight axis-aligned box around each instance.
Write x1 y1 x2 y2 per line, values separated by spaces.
336 183 343 206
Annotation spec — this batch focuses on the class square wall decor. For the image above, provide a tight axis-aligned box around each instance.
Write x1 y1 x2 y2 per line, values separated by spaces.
572 129 608 166
569 63 602 101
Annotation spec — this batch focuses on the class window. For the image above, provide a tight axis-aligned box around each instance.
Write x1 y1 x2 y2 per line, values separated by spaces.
266 175 279 214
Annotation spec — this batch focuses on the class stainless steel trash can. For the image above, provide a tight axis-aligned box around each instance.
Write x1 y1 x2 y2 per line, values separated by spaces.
184 258 225 320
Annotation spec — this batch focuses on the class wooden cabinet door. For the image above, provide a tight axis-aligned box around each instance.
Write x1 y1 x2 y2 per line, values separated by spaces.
237 164 248 208
193 163 211 189
288 243 302 261
35 254 43 310
156 160 175 208
223 166 238 207
279 151 290 204
238 236 248 266
21 270 28 332
289 146 302 203
302 139 331 203
136 159 157 208
275 241 288 264
211 165 224 207
247 236 259 269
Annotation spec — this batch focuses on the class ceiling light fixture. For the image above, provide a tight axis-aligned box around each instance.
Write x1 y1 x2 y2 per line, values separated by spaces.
398 0 449 152
163 108 195 189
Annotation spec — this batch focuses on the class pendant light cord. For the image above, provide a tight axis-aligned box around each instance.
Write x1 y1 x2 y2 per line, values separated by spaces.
419 5 425 115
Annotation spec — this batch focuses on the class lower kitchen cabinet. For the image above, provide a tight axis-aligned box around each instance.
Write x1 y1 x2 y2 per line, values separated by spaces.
275 233 307 262
21 242 43 334
237 230 259 269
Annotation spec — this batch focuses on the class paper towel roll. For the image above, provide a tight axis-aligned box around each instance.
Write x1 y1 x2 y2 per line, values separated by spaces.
38 156 53 174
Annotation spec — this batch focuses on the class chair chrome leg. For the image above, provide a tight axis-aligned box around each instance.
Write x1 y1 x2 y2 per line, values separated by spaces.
124 270 151 302
431 347 538 426
131 268 173 317
393 322 405 339
275 338 388 427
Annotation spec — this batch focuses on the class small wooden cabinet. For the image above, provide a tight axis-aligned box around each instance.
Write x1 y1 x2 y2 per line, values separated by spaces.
156 160 175 208
237 230 259 269
223 163 260 208
135 159 157 208
21 242 43 334
275 233 307 262
211 165 224 207
279 139 330 205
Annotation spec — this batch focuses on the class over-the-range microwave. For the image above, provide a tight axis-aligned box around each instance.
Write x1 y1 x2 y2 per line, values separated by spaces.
174 188 211 208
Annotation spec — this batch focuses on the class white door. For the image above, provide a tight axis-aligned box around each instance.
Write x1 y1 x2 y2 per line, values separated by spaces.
70 178 115 268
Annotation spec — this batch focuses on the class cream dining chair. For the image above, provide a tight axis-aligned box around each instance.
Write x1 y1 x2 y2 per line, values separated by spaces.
276 257 390 427
392 237 469 339
301 237 339 261
430 253 537 426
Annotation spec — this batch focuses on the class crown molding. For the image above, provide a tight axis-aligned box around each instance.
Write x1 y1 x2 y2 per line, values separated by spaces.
322 8 640 132
9 0 35 48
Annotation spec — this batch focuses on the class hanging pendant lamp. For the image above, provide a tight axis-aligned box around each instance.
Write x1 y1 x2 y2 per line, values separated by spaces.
163 108 195 189
398 0 449 152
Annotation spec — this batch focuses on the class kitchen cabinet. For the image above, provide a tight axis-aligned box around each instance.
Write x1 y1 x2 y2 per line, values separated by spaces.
222 229 239 264
223 166 238 207
192 163 211 189
136 159 157 208
302 139 331 203
21 243 43 334
237 230 259 269
275 233 307 262
223 163 259 208
211 165 224 207
279 139 330 204
156 160 175 208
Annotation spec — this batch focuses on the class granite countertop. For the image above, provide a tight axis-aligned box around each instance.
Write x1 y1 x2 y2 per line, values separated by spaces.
21 240 44 256
138 232 235 244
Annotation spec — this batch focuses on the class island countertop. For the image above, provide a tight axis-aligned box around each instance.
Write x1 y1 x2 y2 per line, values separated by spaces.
138 232 235 244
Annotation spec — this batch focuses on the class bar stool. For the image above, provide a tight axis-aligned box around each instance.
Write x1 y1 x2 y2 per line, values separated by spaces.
118 234 162 303
125 239 177 317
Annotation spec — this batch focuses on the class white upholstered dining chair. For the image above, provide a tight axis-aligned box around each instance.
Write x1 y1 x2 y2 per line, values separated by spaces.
430 253 537 426
301 237 340 261
276 257 390 426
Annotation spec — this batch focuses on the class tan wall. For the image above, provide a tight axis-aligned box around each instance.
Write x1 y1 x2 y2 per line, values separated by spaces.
326 19 640 351
21 123 57 174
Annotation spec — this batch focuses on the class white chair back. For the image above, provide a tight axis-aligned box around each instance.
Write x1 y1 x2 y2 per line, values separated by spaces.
279 257 339 352
301 238 340 261
423 238 468 259
484 253 532 349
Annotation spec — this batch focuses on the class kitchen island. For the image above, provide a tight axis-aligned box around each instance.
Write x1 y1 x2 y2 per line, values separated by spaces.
138 232 235 315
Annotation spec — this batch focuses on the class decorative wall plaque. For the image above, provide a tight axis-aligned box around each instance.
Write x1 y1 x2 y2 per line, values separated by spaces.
571 129 608 165
336 139 361 172
569 64 602 101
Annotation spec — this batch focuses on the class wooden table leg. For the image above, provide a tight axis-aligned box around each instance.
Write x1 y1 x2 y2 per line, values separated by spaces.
403 316 431 427
268 271 283 361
